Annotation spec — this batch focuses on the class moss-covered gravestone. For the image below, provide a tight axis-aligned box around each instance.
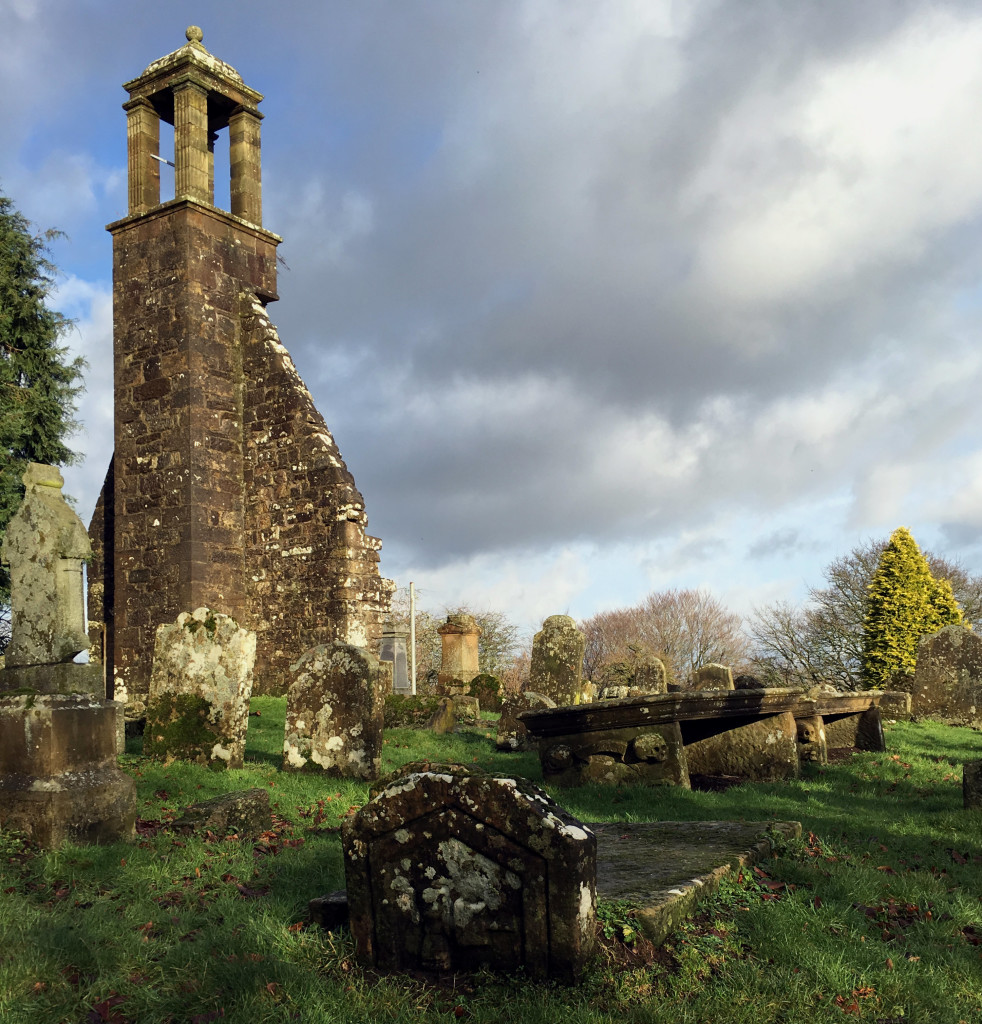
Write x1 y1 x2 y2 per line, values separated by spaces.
0 463 135 847
144 608 255 768
496 691 556 751
343 767 596 982
528 615 585 706
282 642 383 779
906 625 982 725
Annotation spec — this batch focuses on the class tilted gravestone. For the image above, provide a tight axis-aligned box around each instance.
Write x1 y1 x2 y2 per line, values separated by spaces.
496 691 556 751
282 642 383 779
0 463 135 847
906 625 982 725
144 608 255 768
528 615 585 706
342 767 596 982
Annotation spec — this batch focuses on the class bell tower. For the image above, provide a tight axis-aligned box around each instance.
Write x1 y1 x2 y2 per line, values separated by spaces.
88 28 393 715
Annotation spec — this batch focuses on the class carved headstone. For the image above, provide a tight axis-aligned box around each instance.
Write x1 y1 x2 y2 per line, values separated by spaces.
0 464 135 847
144 608 255 768
690 664 735 691
378 627 411 694
343 767 596 982
437 614 481 694
496 691 556 751
795 715 827 764
282 642 383 779
528 615 585 706
907 625 982 725
1 463 100 694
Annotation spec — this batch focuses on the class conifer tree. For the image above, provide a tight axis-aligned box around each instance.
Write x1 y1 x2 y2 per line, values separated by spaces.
0 190 85 610
861 527 963 688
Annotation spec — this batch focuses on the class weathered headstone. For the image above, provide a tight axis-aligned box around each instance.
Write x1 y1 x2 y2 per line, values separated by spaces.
343 767 596 982
0 464 136 847
1 463 101 695
964 760 982 811
144 608 255 768
690 664 734 691
282 642 383 779
426 697 456 734
597 656 667 700
468 673 504 712
378 627 411 694
496 691 556 751
527 615 585 706
437 614 481 694
906 625 982 725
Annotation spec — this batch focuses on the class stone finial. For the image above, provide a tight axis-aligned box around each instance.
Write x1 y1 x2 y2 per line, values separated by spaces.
186 25 204 45
1 463 91 668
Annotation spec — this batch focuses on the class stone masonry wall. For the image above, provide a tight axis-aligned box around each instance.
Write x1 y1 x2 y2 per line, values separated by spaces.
88 199 391 707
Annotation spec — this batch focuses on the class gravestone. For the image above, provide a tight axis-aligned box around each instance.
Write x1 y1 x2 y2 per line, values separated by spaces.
436 614 481 694
379 627 411 694
690 664 734 691
468 673 504 712
172 788 271 839
343 767 596 982
426 697 456 734
964 760 982 811
527 615 585 706
906 625 982 725
282 642 383 779
0 463 135 847
496 691 556 751
144 608 255 768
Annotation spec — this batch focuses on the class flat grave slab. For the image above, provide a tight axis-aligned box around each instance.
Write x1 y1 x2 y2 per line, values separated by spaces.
592 819 801 945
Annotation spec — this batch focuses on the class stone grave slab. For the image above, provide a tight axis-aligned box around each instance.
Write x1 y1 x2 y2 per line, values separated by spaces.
592 819 801 945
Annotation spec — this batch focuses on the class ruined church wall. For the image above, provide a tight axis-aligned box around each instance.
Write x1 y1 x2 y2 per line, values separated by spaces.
239 297 392 694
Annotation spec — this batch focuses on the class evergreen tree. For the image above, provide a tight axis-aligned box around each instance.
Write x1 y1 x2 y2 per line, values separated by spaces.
0 190 85 609
861 527 963 688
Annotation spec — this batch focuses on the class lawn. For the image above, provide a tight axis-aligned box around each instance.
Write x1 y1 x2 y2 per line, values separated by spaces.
0 699 979 1024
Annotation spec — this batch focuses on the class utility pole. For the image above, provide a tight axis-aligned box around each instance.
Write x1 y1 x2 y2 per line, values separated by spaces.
409 581 417 695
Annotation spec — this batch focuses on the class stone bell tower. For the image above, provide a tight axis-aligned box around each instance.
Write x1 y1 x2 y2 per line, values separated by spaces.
88 27 393 715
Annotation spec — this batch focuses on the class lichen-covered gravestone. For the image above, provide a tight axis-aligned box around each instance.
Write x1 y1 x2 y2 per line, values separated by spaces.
907 625 982 725
496 691 556 751
0 463 135 847
437 614 481 695
343 767 596 982
282 642 383 779
144 608 255 768
528 615 585 706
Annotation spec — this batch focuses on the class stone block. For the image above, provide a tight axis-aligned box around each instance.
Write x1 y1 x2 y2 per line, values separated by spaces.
964 760 982 810
496 691 556 751
683 712 799 782
539 722 688 788
172 788 271 838
528 615 585 706
823 707 885 751
283 642 383 779
343 768 596 982
144 608 255 769
0 694 136 848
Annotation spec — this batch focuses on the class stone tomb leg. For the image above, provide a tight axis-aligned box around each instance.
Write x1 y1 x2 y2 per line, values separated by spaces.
681 712 800 783
343 770 596 983
822 707 885 752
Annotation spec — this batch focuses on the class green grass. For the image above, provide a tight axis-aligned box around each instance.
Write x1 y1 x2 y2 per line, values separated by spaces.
1 701 979 1023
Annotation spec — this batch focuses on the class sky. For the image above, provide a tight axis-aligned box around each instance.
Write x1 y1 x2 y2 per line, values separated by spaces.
4 0 982 641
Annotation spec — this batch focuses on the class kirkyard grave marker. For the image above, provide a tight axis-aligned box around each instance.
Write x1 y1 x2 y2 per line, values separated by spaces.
0 464 136 847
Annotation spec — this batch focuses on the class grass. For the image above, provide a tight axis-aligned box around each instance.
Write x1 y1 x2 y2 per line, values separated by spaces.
0 699 978 1023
